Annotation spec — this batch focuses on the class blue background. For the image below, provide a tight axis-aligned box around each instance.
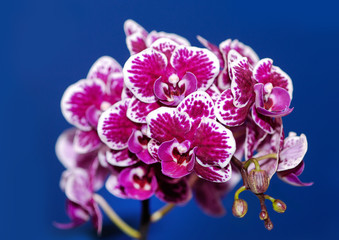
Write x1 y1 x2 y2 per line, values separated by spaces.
1 0 338 239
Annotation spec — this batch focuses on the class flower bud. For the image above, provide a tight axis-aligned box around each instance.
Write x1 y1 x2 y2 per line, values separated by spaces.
232 199 248 218
264 219 274 231
259 210 268 220
272 199 287 213
247 169 270 194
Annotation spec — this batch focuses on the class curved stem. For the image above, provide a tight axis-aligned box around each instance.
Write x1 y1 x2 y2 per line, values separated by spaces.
264 194 276 203
151 203 175 223
243 158 260 171
93 194 141 239
234 185 247 200
255 153 277 161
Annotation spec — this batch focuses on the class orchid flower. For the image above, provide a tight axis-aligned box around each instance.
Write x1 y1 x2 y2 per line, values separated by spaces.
146 91 236 182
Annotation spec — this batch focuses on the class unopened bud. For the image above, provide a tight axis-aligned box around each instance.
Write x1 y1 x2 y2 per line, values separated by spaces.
247 169 270 194
232 199 248 218
273 199 287 213
259 210 268 220
264 219 274 230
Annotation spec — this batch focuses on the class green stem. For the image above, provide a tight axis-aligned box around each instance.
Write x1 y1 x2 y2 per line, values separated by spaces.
151 203 175 223
234 186 247 200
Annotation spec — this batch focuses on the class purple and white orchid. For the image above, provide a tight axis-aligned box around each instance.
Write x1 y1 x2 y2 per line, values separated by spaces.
55 19 312 238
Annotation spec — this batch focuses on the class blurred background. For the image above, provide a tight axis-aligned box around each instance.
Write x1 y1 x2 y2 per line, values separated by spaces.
1 0 338 239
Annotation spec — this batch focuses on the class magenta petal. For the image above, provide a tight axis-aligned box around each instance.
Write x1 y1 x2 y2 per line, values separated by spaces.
124 48 167 103
171 46 219 91
64 169 92 206
61 79 106 131
126 32 148 55
194 160 232 183
128 130 157 164
127 97 161 123
119 166 158 200
151 38 179 60
193 118 236 168
87 56 123 86
278 162 313 187
278 133 308 172
215 89 251 127
73 129 101 154
197 35 224 67
124 19 148 37
158 139 195 178
177 91 216 121
254 84 293 117
98 98 138 150
153 76 168 101
146 30 190 47
105 174 128 199
105 148 139 167
178 72 198 97
56 128 78 169
229 52 254 108
251 106 275 134
54 200 90 229
253 58 293 98
146 107 191 142
147 138 161 162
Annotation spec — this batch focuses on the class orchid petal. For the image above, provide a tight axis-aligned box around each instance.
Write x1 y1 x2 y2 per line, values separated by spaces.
124 48 167 103
126 32 148 55
127 97 161 123
171 46 219 91
73 129 101 154
98 98 138 150
151 38 179 60
64 169 92 206
128 130 157 164
146 31 190 47
177 91 216 121
118 166 158 200
245 120 268 160
147 138 161 162
54 200 90 229
193 118 236 168
278 133 308 172
197 35 224 67
251 106 275 134
253 58 293 98
124 19 148 37
158 139 195 178
146 107 191 142
105 174 128 199
229 50 254 107
215 89 251 127
254 84 293 117
194 160 232 183
87 56 123 86
61 79 106 131
105 148 139 167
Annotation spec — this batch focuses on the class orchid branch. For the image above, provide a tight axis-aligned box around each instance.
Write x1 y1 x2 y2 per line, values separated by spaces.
151 203 175 223
93 194 141 239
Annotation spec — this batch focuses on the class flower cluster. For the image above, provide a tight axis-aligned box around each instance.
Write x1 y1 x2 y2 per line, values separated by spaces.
55 20 312 237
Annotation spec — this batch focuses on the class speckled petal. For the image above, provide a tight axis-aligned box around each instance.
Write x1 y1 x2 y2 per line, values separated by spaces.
177 91 215 121
278 133 308 172
127 97 161 124
128 130 157 164
171 46 219 91
87 56 123 86
158 139 195 178
194 160 232 183
73 129 101 154
253 58 293 98
215 89 251 127
278 161 313 187
61 79 106 131
146 107 191 142
124 49 167 103
251 106 275 134
206 84 221 103
146 30 190 47
105 174 128 199
64 169 92 206
197 35 224 67
193 118 236 168
104 148 139 167
229 50 254 107
151 38 179 60
98 99 138 150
